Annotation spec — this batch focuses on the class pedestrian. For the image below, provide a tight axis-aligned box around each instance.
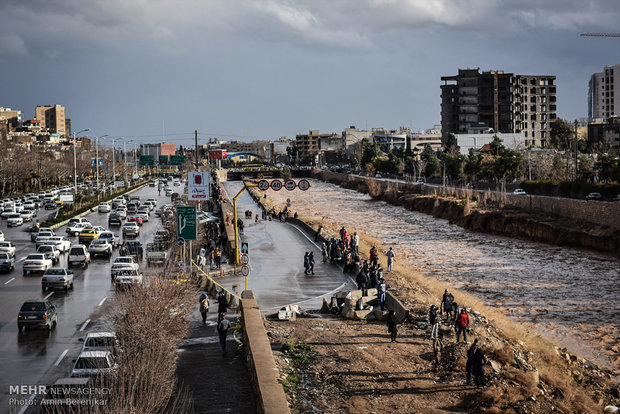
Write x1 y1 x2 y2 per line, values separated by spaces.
217 291 227 323
217 313 231 355
209 250 215 270
432 335 443 368
321 243 327 263
387 310 398 342
215 247 221 269
356 269 367 292
315 225 323 241
386 247 395 272
308 252 315 275
199 291 209 324
455 308 470 343
466 339 479 385
377 277 389 311
303 252 310 275
429 305 439 339
441 289 455 323
471 347 486 387
352 232 359 254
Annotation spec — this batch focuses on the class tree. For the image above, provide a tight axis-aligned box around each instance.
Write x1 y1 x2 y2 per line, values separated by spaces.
595 151 620 183
464 150 482 181
360 139 376 169
549 118 573 150
444 133 459 154
441 152 465 182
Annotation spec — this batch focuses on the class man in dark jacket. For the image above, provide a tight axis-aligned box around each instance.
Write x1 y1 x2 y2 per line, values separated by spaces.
429 305 439 339
441 289 455 323
466 339 478 385
387 310 398 342
199 291 209 324
217 291 227 323
471 347 486 387
218 313 231 355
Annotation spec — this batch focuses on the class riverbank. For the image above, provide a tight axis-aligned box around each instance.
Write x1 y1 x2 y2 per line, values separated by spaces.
246 182 618 413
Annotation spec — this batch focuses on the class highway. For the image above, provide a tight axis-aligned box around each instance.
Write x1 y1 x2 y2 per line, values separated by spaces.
0 184 169 413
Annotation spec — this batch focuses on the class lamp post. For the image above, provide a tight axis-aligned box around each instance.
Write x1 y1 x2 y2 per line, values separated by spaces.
96 134 109 199
111 137 116 189
123 139 129 185
134 142 138 178
73 128 90 199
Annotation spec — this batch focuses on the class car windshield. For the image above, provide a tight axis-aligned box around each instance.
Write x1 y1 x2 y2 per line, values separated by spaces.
74 357 110 370
0 253 9 259
39 233 52 237
0 243 10 248
69 248 85 255
115 258 132 264
118 270 138 276
86 337 116 348
45 269 65 275
27 254 45 260
20 302 46 312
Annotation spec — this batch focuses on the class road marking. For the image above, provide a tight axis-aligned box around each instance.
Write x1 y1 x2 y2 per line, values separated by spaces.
43 292 54 300
79 319 90 331
4 277 15 285
18 394 36 414
16 257 26 263
98 297 107 307
54 349 69 367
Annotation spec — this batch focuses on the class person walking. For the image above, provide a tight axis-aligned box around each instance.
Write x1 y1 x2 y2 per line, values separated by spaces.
303 252 310 275
429 305 439 339
199 291 209 324
217 291 227 323
387 310 398 342
215 247 221 269
377 277 389 311
466 339 479 385
352 232 359 254
471 347 487 387
315 225 323 241
321 243 328 263
455 308 470 343
432 335 443 369
386 247 395 272
441 289 455 323
217 313 231 355
308 252 315 275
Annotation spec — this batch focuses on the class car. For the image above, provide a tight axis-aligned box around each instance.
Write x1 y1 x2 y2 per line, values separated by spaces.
23 253 53 275
71 351 116 377
126 215 143 226
164 188 173 196
513 189 527 195
19 210 34 222
585 192 603 201
41 267 74 291
44 236 72 253
37 244 60 265
35 232 56 247
135 212 149 222
137 205 150 215
149 181 156 187
44 201 57 210
154 229 170 244
68 217 91 226
0 230 4 242
122 222 140 238
108 212 123 226
0 252 15 272
78 228 100 245
115 207 127 219
66 222 89 236
0 241 16 257
120 240 143 261
41 378 91 409
114 269 143 289
415 179 425 185
88 239 113 258
1 208 16 219
31 227 54 242
17 300 57 331
79 332 118 353
99 231 121 247
146 198 157 207
111 256 139 279
126 203 138 214
68 245 90 267
7 213 24 227
98 202 112 213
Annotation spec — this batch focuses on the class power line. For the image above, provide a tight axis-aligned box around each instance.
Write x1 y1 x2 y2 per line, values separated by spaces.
580 33 620 37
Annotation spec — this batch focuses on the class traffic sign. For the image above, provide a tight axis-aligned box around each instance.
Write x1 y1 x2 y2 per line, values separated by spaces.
177 237 185 246
257 180 270 191
139 155 154 166
241 254 249 265
159 155 169 165
270 180 283 191
284 179 296 191
241 242 249 255
170 155 186 166
176 205 197 241
298 179 311 191
241 265 250 277
178 261 184 267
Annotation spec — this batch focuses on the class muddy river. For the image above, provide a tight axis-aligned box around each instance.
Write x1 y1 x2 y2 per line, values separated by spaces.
262 179 619 372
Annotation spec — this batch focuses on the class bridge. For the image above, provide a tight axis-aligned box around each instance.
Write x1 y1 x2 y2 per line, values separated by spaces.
225 167 313 181
226 152 264 161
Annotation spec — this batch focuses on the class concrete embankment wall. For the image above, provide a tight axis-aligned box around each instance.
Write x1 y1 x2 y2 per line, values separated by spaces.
241 291 291 414
313 170 620 257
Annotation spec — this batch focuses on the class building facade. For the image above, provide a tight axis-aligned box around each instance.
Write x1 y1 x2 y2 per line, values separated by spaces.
588 64 619 120
441 68 556 148
35 105 67 136
456 132 525 155
140 143 176 158
295 130 340 161
0 107 23 127
588 117 620 151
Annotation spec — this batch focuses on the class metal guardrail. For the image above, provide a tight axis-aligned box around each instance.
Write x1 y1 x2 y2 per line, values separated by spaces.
191 260 241 300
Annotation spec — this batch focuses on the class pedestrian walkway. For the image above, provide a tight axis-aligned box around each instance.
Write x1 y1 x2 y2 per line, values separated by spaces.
175 308 256 413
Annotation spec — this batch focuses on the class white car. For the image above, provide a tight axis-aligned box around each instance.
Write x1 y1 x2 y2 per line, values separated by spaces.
0 241 16 257
0 231 4 242
79 332 118 353
71 351 116 377
146 198 157 207
111 256 139 279
31 227 54 242
44 237 72 253
35 232 56 247
88 239 113 258
122 222 140 237
115 207 127 219
19 210 34 222
37 245 60 265
513 188 527 195
0 209 15 219
23 253 53 275
98 202 111 213
135 212 149 223
7 213 24 227
68 245 91 267
114 268 143 289
66 223 89 236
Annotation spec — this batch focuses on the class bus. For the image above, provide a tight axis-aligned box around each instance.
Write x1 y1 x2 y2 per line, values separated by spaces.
242 164 265 171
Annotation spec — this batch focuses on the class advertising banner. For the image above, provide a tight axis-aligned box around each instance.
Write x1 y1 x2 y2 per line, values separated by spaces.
188 171 210 200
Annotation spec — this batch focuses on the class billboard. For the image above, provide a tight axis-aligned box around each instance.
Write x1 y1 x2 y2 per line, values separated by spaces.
208 149 227 160
188 171 210 201
59 194 74 204
161 143 176 156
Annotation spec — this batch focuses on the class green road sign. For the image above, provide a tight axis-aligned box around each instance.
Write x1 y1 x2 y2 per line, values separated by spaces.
170 155 186 166
176 205 197 241
139 155 154 166
159 155 169 165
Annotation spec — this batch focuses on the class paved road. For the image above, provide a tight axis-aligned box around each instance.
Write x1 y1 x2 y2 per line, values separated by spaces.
0 185 169 413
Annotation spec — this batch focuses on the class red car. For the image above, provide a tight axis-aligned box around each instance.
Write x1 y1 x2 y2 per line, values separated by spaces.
126 216 143 226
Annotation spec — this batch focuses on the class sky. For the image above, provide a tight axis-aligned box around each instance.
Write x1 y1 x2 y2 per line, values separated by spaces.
1 0 619 147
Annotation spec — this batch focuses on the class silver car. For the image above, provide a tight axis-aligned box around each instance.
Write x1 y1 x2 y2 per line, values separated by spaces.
41 268 74 291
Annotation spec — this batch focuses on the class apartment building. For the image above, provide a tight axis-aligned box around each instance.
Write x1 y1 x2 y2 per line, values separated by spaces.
35 105 67 136
588 64 619 120
295 130 340 160
441 68 557 148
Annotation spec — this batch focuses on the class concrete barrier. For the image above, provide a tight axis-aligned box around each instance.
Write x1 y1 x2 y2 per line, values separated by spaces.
240 291 290 414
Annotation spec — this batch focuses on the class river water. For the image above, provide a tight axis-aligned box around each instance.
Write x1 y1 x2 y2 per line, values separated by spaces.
263 178 620 371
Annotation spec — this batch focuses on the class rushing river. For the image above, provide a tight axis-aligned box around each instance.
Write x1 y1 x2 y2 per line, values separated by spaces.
262 178 620 372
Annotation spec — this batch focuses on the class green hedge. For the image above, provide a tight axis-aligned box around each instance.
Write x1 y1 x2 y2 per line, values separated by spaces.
520 180 620 199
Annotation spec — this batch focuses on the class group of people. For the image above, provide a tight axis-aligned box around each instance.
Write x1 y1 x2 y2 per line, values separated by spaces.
198 290 233 355
196 221 226 270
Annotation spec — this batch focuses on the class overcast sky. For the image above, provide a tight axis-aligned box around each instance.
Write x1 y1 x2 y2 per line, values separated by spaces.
1 0 619 146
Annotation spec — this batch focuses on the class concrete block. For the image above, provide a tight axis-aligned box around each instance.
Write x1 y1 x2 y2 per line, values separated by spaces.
353 309 372 320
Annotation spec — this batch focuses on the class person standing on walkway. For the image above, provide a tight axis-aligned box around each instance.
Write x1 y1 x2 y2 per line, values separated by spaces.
441 289 455 323
315 225 323 241
432 335 443 369
215 247 221 269
455 308 470 343
308 252 315 275
387 310 398 342
321 243 327 263
471 347 486 387
199 291 209 324
303 252 310 275
386 247 395 272
377 277 389 311
466 339 478 385
352 232 359 254
217 313 231 355
217 291 228 323
429 305 439 339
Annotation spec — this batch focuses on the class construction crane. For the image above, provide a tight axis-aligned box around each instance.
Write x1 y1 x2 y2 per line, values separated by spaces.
580 33 620 37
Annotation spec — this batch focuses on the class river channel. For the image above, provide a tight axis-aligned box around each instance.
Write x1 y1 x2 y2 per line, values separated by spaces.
262 178 619 372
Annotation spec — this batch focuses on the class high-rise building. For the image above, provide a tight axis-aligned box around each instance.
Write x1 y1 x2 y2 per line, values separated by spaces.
35 105 67 136
588 64 619 120
441 68 557 148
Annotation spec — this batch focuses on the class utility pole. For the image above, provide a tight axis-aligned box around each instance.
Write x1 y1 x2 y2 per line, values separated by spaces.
195 130 198 168
123 140 128 185
574 120 579 182
112 138 116 189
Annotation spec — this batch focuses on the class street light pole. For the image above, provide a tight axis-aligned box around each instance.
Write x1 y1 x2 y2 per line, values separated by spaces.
111 138 116 188
96 134 109 199
134 143 138 177
124 139 128 185
73 128 90 199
